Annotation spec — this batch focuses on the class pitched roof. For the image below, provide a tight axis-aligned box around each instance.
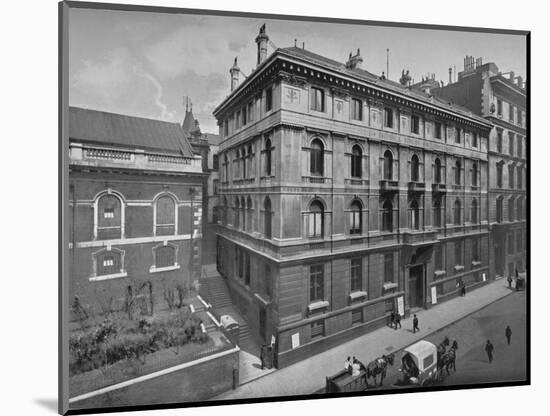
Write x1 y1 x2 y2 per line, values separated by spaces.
69 107 194 157
278 47 489 125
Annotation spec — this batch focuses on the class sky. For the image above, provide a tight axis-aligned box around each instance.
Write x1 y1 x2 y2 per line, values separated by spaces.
68 8 527 134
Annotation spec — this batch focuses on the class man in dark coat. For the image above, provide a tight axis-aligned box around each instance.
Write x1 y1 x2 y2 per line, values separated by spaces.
485 340 494 363
507 275 513 289
505 326 512 345
395 312 402 329
413 314 419 333
389 311 396 329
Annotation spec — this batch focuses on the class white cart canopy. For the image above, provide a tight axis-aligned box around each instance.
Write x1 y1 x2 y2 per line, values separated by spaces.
403 340 437 373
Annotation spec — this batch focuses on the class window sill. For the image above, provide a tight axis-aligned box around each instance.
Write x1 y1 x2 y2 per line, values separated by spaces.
308 300 330 314
89 271 128 282
149 264 180 274
349 291 368 301
454 265 465 272
434 270 447 278
471 261 482 267
383 282 398 291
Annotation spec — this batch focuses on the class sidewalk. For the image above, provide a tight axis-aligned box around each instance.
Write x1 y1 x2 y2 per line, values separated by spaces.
211 279 514 400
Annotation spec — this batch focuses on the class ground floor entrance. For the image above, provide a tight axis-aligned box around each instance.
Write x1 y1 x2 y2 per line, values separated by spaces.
408 264 425 308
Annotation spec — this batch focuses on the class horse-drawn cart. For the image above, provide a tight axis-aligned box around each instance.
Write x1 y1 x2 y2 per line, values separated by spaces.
399 340 441 386
325 368 368 393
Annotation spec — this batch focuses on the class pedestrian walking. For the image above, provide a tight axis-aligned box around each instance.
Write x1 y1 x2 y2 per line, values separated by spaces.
260 344 266 369
413 314 419 333
505 326 512 345
389 311 396 329
507 275 512 289
460 282 466 297
485 340 494 363
394 312 402 329
452 339 458 350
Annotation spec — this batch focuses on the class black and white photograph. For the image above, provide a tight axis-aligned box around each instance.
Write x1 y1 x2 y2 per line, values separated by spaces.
56 1 532 413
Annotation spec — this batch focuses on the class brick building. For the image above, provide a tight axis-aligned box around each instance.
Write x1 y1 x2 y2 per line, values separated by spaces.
431 57 527 280
212 26 493 366
68 107 206 315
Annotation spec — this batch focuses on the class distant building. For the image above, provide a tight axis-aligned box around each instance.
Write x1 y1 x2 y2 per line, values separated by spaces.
212 26 494 367
68 107 206 315
431 57 527 280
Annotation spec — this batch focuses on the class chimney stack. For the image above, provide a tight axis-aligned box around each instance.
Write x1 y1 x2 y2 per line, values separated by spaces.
346 48 363 70
449 67 452 85
230 57 240 92
255 24 269 67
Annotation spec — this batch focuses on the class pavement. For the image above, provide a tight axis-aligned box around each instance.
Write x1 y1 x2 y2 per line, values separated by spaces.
211 278 517 400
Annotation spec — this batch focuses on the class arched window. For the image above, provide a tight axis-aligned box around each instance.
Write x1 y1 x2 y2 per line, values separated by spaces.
234 198 240 228
350 200 362 234
264 197 272 239
472 163 478 186
351 145 362 178
496 196 504 223
471 198 478 224
242 146 247 178
383 150 393 180
154 244 176 269
246 196 253 231
496 162 503 188
434 158 442 184
308 200 324 238
508 197 515 221
382 199 393 232
240 196 246 231
310 139 324 176
453 199 461 225
265 138 272 176
455 160 461 185
433 197 442 228
97 193 122 239
410 154 419 182
409 199 420 230
156 195 176 236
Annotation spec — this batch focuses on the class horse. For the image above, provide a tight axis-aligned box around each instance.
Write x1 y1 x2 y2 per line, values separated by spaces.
365 353 395 387
444 346 457 374
437 336 450 367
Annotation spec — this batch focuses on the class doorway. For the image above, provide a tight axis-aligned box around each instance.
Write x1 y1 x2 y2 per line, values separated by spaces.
408 265 425 308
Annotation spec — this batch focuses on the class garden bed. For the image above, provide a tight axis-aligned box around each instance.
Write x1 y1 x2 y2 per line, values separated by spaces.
69 306 231 397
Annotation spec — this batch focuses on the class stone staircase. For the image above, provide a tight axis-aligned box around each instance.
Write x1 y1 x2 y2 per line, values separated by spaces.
199 265 257 354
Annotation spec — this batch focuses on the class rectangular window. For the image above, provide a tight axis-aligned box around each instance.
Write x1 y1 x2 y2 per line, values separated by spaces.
435 245 443 271
497 130 503 153
517 110 523 126
434 122 442 139
310 264 324 302
384 253 394 283
351 258 362 292
508 132 514 156
517 136 522 157
472 239 479 262
384 108 393 128
98 252 121 276
352 98 362 121
235 111 241 129
497 99 502 116
242 106 247 125
351 308 363 325
509 165 515 188
411 115 420 134
103 208 114 219
265 87 273 112
455 127 461 143
472 133 478 148
224 120 229 137
509 104 514 122
247 101 254 123
311 87 325 112
349 210 361 234
455 241 462 266
213 154 219 170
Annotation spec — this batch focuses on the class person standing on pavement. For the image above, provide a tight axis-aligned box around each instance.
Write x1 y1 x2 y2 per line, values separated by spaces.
389 311 395 329
505 326 512 345
413 314 419 333
485 340 494 363
460 282 466 297
507 275 513 289
394 312 402 329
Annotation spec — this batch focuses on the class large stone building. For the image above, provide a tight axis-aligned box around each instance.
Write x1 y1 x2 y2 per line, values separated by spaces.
212 26 493 367
431 57 527 280
68 107 206 315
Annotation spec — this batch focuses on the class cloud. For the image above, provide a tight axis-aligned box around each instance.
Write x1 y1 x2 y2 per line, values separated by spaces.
138 70 176 121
